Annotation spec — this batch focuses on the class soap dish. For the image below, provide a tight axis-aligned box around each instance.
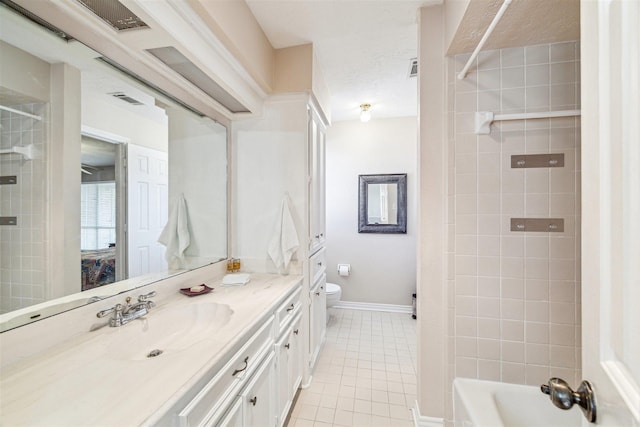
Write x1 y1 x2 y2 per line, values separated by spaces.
180 284 214 297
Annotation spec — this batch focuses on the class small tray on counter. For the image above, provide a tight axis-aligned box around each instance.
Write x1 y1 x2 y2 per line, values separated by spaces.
179 284 214 297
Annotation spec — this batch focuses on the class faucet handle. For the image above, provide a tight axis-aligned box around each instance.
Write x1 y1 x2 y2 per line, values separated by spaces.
541 377 596 423
96 306 115 318
138 291 156 302
97 304 123 318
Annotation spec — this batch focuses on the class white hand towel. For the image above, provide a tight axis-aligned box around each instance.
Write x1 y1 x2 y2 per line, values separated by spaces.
222 273 251 286
267 194 300 271
158 194 191 269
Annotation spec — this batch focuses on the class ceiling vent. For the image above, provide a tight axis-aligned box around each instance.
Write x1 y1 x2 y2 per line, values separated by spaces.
97 57 206 117
109 92 143 105
146 46 250 114
408 58 418 78
75 0 148 31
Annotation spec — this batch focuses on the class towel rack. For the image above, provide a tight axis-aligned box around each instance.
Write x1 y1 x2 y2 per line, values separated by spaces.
0 105 42 121
475 110 581 134
0 144 34 160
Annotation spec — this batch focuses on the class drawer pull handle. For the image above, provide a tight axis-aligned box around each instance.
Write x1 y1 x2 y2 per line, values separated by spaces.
294 329 299 335
315 291 320 296
232 356 249 376
285 343 290 349
286 303 295 312
250 396 257 406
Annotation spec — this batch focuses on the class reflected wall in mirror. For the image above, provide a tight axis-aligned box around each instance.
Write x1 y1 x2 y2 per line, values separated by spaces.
358 174 407 234
0 5 228 331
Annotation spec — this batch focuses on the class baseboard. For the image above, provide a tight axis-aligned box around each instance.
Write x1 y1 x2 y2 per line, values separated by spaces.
333 300 413 314
411 400 445 427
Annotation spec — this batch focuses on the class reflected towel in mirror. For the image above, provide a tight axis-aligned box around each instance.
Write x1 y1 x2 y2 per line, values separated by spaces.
268 194 299 271
158 194 191 269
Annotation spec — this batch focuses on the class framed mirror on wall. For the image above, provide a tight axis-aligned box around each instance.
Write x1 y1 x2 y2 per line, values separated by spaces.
358 174 407 234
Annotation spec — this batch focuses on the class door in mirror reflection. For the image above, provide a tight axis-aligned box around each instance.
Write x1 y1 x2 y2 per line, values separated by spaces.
366 183 399 225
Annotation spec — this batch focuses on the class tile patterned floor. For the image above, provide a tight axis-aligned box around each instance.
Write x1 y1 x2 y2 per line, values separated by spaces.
286 308 417 427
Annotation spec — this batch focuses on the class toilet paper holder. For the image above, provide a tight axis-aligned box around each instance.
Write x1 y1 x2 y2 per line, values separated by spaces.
337 264 351 276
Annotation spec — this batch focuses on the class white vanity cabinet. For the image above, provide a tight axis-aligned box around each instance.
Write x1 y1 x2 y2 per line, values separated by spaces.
274 286 303 427
176 317 275 427
308 107 327 255
239 351 276 427
309 273 326 370
275 313 302 426
308 248 327 371
172 281 303 427
234 94 328 385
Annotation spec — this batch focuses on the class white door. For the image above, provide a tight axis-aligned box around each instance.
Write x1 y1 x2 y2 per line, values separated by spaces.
126 144 168 277
581 0 640 425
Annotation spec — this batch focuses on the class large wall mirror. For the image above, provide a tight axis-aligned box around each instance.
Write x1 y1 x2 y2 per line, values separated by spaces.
0 5 228 331
358 174 407 234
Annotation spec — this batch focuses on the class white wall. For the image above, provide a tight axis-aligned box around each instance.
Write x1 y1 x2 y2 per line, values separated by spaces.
233 95 308 272
325 117 417 306
168 107 228 265
81 86 168 153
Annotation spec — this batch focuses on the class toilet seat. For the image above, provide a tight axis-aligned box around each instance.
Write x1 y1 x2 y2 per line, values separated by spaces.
325 282 342 309
326 282 341 295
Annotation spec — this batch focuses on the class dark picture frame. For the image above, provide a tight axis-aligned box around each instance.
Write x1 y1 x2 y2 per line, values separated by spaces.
358 173 407 234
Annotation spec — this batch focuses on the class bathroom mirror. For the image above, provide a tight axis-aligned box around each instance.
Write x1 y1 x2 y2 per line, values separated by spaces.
358 174 407 234
0 5 228 331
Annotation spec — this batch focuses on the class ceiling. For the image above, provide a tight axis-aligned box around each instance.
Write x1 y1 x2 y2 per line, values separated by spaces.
246 0 431 122
245 0 580 123
447 0 580 55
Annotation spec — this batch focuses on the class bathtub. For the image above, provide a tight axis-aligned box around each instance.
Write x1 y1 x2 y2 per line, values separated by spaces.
454 378 582 427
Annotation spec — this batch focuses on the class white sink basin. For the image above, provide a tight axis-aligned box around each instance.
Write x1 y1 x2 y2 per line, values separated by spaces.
454 378 582 427
106 302 233 360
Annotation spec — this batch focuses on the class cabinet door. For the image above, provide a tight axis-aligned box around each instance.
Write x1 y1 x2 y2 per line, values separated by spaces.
308 108 326 254
309 274 326 369
275 330 291 426
288 316 303 397
215 397 242 427
242 352 276 427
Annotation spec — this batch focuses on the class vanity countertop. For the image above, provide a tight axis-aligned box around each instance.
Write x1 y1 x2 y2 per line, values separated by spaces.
0 273 302 426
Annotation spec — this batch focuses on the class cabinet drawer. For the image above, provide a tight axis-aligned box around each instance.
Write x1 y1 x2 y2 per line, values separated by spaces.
275 286 302 335
310 248 326 284
178 316 274 427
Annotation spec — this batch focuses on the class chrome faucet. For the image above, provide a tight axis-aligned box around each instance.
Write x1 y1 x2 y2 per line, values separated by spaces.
540 377 596 423
96 291 156 327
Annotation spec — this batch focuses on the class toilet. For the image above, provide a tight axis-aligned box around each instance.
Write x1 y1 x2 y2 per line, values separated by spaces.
325 282 342 308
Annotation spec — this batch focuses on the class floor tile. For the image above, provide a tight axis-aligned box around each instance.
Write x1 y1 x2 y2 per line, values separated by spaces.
287 308 416 427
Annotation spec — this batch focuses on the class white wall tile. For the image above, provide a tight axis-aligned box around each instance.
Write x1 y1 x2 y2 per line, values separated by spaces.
525 45 550 65
526 64 550 87
450 42 581 387
478 277 500 297
550 42 577 63
526 322 549 344
501 47 525 68
477 69 502 91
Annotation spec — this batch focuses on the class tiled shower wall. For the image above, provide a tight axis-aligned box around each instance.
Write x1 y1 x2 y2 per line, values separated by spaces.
0 103 47 313
445 41 582 419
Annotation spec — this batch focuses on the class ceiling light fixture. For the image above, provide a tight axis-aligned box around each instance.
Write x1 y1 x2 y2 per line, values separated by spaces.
360 103 372 122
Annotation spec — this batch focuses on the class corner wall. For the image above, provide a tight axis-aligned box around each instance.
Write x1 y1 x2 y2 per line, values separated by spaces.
325 117 417 307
